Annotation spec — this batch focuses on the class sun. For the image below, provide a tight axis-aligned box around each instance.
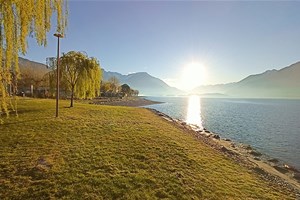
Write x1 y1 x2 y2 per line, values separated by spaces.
180 62 206 91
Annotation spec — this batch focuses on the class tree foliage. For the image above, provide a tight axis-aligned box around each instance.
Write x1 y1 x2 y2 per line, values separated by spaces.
108 76 120 93
18 65 49 97
100 79 139 97
48 51 102 107
0 0 68 117
100 76 120 97
120 84 130 94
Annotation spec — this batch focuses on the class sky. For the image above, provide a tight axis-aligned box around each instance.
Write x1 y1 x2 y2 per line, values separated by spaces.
25 0 300 90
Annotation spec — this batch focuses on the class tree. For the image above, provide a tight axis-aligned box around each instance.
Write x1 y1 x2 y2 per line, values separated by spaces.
120 84 131 95
18 65 49 97
59 51 101 107
119 84 139 97
100 81 112 96
108 76 120 94
0 0 68 117
100 77 121 97
133 90 139 96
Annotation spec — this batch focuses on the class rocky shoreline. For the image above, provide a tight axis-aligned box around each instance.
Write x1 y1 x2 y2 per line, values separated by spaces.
148 108 300 196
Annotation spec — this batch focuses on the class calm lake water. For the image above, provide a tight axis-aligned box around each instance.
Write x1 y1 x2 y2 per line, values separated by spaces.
144 96 300 170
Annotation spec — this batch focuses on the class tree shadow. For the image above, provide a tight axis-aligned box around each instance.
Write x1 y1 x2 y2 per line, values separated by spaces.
1 116 55 126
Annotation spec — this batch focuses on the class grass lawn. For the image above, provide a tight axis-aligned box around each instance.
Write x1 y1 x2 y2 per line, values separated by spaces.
0 98 294 199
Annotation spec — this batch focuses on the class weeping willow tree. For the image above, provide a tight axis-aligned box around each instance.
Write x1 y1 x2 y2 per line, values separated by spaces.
0 0 68 119
54 51 101 107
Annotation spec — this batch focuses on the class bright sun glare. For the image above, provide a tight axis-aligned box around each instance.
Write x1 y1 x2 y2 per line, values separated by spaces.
180 62 206 91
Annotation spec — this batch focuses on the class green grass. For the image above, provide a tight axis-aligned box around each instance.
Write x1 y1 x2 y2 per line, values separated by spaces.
0 98 294 199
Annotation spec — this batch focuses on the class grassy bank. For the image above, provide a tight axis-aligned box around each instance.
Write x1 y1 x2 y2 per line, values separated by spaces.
0 98 294 199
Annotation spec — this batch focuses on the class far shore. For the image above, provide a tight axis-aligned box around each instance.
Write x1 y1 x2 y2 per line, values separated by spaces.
89 96 162 107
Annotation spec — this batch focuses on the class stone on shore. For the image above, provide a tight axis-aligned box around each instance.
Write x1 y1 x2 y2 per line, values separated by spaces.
250 150 262 157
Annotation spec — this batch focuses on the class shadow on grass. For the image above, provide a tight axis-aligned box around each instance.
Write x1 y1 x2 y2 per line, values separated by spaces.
1 109 40 117
15 109 41 115
2 116 54 126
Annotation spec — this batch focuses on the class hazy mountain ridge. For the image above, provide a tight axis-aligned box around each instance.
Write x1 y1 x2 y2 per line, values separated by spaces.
19 57 300 98
17 58 182 96
102 70 182 96
18 57 49 73
193 61 300 98
102 70 124 81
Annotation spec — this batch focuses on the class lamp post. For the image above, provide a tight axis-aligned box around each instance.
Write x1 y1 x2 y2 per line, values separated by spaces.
54 33 63 117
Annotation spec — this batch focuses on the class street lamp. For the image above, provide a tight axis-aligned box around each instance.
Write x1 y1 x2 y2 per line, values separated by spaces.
54 33 63 117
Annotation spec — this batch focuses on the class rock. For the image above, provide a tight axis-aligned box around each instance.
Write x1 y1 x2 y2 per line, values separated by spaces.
181 122 187 126
268 158 279 163
294 173 300 181
253 167 268 176
274 166 289 174
205 130 210 133
212 134 220 139
205 133 211 138
254 157 261 161
224 138 231 141
284 164 299 172
250 150 262 157
220 146 236 156
244 145 252 150
220 146 228 152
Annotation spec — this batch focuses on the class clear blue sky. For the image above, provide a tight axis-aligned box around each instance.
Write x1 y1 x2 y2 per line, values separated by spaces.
25 1 300 89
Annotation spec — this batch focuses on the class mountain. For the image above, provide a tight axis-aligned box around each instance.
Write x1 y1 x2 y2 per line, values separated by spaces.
102 70 182 96
19 57 300 98
193 62 300 98
18 57 50 75
191 83 235 96
102 70 124 82
17 57 182 96
19 57 47 69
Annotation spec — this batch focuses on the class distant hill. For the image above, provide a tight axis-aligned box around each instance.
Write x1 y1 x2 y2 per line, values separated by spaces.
229 62 300 98
18 57 50 75
17 57 50 95
192 83 235 96
102 70 182 96
20 57 300 98
193 62 300 98
19 57 48 70
17 58 182 96
102 70 124 82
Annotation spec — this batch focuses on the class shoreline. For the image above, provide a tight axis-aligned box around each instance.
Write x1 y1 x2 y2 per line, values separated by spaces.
91 96 300 194
148 108 300 195
90 96 162 107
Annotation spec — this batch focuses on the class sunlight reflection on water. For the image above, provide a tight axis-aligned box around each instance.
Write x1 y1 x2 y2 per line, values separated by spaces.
186 95 203 130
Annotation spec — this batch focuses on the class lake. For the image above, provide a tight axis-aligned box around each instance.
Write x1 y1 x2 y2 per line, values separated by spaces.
144 96 300 170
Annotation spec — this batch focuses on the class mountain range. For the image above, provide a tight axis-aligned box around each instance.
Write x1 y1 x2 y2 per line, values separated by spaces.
193 61 300 98
19 57 49 74
18 57 182 96
19 57 300 98
102 70 182 96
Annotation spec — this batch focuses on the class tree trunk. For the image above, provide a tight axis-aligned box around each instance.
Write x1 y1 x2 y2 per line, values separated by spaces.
70 86 74 107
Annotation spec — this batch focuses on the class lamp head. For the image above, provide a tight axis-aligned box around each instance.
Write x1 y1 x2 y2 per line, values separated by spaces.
54 33 63 38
